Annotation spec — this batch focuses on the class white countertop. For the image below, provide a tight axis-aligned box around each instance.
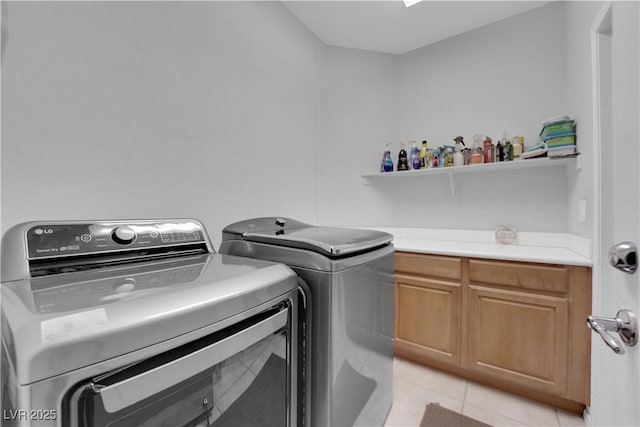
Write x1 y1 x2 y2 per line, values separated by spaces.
365 227 592 267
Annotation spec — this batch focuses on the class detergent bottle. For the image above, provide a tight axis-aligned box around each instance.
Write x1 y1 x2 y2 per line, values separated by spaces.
420 140 428 169
380 143 394 172
410 141 421 170
397 142 409 171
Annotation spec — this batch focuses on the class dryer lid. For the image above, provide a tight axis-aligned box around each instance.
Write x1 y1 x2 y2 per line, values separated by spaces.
222 217 393 257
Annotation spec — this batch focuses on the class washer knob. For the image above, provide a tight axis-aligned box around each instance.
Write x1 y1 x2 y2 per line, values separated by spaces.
112 226 136 245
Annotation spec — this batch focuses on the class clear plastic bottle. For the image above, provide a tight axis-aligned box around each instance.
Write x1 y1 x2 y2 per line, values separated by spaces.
470 134 484 164
463 148 471 165
512 137 523 159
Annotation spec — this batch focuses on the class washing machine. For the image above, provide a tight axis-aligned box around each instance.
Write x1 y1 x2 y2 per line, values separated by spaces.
1 219 307 427
219 217 395 427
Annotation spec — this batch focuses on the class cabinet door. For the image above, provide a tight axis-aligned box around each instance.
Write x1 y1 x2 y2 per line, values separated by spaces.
395 274 461 365
468 286 569 395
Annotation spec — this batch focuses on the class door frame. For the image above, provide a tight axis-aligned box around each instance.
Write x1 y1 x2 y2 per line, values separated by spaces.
589 1 613 424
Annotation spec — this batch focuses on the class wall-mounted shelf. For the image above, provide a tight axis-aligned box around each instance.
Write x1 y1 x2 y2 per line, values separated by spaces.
362 156 575 180
361 156 577 198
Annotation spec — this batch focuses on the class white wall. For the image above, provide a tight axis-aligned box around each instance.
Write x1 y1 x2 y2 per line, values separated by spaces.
319 2 571 232
2 1 594 242
1 1 323 249
397 2 566 151
317 46 398 227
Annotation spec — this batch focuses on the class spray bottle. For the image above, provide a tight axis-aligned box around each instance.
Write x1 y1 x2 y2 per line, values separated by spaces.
453 136 465 167
409 140 421 170
381 143 394 172
501 132 512 161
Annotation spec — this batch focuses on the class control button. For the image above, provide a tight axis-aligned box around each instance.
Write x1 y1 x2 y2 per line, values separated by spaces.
149 231 159 238
80 234 92 243
115 278 136 293
112 226 136 245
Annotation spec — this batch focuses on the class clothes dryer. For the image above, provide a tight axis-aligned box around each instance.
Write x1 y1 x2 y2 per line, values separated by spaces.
220 217 394 427
1 219 306 427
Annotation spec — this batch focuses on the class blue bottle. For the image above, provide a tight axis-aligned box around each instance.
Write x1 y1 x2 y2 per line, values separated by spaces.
381 143 394 172
438 148 445 168
410 143 421 170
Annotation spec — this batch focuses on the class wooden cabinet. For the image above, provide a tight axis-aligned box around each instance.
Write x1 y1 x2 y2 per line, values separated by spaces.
396 274 462 365
467 285 569 395
395 253 463 366
394 252 592 413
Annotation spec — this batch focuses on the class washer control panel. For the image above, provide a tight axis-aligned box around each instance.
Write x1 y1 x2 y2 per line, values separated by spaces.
26 220 208 260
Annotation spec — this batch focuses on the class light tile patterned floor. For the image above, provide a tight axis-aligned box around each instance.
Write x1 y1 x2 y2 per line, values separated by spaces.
384 358 586 427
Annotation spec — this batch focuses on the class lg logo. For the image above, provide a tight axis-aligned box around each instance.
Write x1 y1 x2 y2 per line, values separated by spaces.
34 228 54 235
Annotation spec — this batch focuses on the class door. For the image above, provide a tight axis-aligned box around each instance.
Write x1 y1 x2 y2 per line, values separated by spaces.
590 2 640 426
395 273 462 365
467 286 569 396
67 304 297 427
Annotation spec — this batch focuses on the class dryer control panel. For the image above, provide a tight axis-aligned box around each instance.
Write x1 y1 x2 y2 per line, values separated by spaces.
1 219 213 282
25 221 207 259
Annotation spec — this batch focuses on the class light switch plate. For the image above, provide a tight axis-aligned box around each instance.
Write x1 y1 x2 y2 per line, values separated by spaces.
578 199 586 223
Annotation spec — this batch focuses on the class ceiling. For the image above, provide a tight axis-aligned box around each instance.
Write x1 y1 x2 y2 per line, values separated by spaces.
282 1 553 55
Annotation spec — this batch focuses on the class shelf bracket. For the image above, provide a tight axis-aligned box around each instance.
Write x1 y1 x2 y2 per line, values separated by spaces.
447 170 457 199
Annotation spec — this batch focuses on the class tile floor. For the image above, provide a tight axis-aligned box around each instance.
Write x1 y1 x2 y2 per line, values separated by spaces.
384 358 586 427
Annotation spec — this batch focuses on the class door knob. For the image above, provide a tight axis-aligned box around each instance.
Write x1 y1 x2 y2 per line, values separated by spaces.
587 309 637 354
608 241 637 274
